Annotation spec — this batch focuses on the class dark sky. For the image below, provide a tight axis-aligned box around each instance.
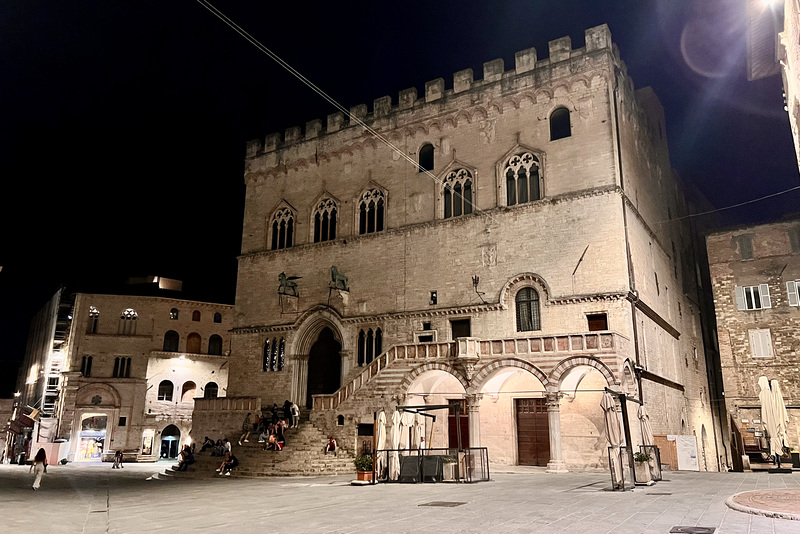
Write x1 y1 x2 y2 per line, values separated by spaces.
0 0 796 397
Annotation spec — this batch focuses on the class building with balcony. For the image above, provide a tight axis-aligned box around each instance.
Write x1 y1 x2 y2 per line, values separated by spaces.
196 24 721 472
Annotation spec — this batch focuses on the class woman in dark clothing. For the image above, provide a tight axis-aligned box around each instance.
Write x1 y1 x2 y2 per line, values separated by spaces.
283 400 292 423
271 403 279 424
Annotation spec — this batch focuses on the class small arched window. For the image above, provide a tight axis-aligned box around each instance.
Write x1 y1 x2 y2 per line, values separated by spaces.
169 308 179 320
186 333 201 354
158 380 173 401
515 288 541 332
271 207 295 250
419 143 434 172
549 107 571 140
80 355 93 377
505 152 541 206
192 310 201 322
87 306 100 334
443 169 473 219
358 189 385 235
204 382 219 399
119 308 138 335
337 414 345 426
113 357 132 378
163 330 180 352
313 198 338 243
213 312 222 323
181 381 196 402
208 334 223 355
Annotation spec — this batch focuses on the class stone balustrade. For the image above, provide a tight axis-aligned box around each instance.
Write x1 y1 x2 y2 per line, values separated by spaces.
312 331 628 412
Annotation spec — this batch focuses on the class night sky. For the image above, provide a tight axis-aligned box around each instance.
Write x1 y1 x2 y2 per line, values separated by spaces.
0 1 796 397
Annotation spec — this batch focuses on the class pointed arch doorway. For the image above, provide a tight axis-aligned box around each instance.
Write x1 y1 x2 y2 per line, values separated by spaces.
305 327 342 409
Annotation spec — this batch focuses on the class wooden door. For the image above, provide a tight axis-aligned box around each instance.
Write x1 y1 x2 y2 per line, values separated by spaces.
653 435 678 471
448 399 469 449
516 398 550 466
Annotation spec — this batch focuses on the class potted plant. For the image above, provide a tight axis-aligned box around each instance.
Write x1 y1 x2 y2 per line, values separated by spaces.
633 451 652 484
354 454 373 481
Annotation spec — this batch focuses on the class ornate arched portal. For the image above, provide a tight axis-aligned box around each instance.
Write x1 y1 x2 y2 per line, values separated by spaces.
305 327 342 408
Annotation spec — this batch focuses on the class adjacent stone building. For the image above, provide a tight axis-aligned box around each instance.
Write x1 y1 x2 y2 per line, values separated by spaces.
196 24 721 472
707 219 800 460
13 279 233 462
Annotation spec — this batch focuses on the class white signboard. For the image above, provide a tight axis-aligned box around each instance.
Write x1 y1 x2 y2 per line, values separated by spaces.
667 434 699 471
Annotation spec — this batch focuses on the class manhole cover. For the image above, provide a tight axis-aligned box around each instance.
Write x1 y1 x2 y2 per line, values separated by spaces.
647 492 673 496
419 501 466 507
669 527 715 534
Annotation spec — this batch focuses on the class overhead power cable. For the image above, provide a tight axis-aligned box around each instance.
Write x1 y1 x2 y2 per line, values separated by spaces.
195 0 491 221
659 185 800 224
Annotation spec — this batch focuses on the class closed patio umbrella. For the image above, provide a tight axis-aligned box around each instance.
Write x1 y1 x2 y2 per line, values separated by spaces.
759 376 782 457
771 380 789 452
389 410 401 480
412 413 424 450
375 411 387 477
602 392 623 489
638 405 659 479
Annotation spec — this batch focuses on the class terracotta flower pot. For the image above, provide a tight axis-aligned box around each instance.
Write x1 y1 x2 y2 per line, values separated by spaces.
357 470 372 482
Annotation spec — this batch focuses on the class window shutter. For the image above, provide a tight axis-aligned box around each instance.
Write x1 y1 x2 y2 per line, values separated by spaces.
788 281 799 307
735 286 746 310
750 330 762 357
759 284 771 308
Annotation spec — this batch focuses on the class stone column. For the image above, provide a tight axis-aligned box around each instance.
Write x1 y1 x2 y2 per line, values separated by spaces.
339 350 351 387
466 393 483 448
545 392 569 473
292 354 309 407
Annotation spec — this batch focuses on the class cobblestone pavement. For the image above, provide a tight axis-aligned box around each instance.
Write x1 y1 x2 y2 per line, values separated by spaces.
1 462 800 533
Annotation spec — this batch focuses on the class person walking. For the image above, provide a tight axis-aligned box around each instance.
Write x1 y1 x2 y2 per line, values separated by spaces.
283 400 292 425
290 402 300 429
30 448 47 490
239 412 252 445
112 449 124 469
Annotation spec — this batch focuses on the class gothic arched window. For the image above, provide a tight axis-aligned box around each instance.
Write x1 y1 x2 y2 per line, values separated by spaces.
443 168 473 219
87 306 100 334
505 152 541 206
118 308 138 335
358 188 385 235
313 198 338 243
271 207 295 250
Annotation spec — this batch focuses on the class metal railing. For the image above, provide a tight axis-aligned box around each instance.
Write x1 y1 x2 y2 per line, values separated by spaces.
370 447 490 483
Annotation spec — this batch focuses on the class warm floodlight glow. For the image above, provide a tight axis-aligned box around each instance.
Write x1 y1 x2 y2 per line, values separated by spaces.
14 391 21 397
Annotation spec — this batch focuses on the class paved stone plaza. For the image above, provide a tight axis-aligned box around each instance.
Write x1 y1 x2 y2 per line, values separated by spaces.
1 462 800 533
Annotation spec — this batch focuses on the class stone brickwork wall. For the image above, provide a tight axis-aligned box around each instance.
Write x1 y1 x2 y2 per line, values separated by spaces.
56 293 233 461
708 219 800 451
223 24 719 470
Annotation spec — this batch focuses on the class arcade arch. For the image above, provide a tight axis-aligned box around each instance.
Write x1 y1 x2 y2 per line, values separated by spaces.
406 368 468 450
557 364 612 468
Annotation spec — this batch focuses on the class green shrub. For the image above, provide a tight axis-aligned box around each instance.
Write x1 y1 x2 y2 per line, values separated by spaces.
354 454 373 471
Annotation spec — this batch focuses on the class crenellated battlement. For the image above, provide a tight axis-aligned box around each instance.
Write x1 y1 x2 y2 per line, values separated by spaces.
244 24 617 159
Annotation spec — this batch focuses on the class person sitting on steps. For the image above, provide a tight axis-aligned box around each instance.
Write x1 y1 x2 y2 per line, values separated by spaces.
324 436 337 457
